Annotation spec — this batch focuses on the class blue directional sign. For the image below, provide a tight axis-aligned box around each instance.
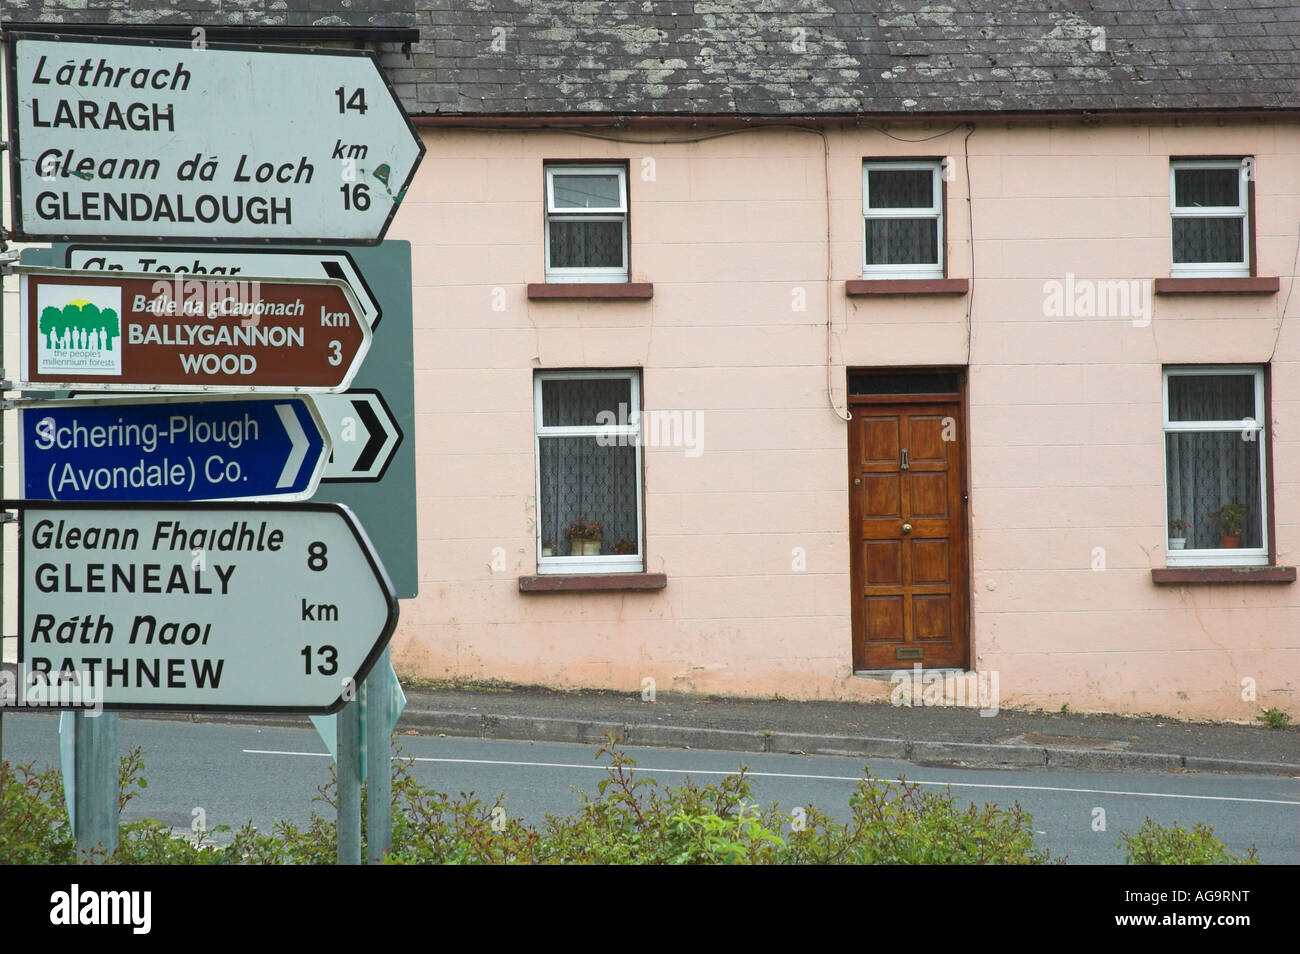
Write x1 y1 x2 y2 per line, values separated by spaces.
19 395 329 503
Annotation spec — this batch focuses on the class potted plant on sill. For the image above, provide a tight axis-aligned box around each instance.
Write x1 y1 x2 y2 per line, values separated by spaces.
611 538 637 556
565 517 603 556
540 540 555 558
1207 504 1246 549
1168 518 1190 550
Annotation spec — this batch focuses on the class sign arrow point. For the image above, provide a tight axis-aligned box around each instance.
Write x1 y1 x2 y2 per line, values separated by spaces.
352 398 387 473
277 403 309 489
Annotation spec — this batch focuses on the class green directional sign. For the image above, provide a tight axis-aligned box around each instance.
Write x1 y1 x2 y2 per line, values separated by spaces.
23 242 418 598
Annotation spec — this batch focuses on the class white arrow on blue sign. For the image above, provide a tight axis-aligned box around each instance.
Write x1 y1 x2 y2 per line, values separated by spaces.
19 394 330 502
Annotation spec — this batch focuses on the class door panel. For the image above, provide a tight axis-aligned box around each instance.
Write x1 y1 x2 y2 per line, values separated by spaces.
864 541 903 584
910 540 949 583
867 598 904 639
913 594 951 639
850 400 969 670
863 473 901 517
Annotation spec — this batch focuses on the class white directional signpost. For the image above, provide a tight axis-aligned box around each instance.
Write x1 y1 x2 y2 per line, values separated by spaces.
13 501 397 712
6 33 425 243
1 28 425 863
65 245 383 329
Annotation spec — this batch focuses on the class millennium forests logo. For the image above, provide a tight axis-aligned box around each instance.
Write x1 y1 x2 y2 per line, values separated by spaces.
35 283 123 376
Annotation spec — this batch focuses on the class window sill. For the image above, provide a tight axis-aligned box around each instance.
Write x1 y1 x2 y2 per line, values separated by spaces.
1151 566 1296 584
518 572 667 593
528 283 653 300
846 279 969 296
1154 277 1279 295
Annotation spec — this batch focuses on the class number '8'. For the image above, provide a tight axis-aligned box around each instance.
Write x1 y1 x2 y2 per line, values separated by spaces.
308 542 328 572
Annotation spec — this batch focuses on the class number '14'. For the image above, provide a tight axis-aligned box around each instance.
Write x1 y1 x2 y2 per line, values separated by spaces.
335 87 368 114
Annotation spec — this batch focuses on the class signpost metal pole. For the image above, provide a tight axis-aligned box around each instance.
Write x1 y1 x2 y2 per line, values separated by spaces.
73 710 118 860
1 35 10 765
337 696 362 866
364 645 391 862
0 209 5 774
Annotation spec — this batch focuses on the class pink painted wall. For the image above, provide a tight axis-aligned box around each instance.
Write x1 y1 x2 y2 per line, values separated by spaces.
387 118 1300 721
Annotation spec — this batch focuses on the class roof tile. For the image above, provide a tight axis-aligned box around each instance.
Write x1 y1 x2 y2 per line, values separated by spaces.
5 0 1296 113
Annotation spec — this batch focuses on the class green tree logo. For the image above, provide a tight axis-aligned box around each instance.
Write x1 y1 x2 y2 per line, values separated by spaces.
39 300 119 350
38 306 61 348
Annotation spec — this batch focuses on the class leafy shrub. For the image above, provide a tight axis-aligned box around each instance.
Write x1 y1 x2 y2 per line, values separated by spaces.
0 740 1255 865
1119 818 1258 865
0 760 77 864
337 744 1042 865
1256 707 1292 729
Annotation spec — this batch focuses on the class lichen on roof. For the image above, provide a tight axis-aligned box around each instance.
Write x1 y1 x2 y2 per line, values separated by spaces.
6 0 1298 115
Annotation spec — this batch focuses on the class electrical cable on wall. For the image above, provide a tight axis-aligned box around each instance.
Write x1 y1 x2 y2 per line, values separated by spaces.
1268 220 1300 363
448 118 975 422
963 123 976 366
451 120 849 420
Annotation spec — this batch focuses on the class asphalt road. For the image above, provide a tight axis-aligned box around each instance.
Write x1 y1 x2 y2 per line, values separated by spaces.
3 712 1296 864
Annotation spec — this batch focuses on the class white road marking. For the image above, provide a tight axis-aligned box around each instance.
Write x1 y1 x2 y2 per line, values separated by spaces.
241 749 1299 806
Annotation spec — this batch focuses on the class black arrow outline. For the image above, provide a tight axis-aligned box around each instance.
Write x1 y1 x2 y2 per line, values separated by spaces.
351 397 386 474
321 388 403 484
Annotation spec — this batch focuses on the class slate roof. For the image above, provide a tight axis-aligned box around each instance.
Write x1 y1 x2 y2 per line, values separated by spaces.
5 1 1298 116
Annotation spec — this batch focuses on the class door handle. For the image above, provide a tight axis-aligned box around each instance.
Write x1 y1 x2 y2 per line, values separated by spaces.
900 448 909 471
901 523 913 534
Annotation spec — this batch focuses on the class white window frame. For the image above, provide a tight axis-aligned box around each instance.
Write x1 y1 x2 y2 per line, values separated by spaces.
544 164 629 283
534 369 644 574
862 160 944 280
1162 365 1268 567
1169 159 1250 278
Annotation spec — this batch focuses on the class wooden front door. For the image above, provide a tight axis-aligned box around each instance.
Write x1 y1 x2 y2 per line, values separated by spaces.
849 401 969 670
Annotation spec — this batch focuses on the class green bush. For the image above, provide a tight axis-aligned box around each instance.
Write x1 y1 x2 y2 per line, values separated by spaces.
1119 818 1258 865
466 745 1054 865
0 760 77 864
0 741 1257 865
1256 707 1292 729
1 742 1053 865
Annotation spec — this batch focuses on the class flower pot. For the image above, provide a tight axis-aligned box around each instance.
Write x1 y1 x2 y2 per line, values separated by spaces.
1168 537 1186 550
570 538 601 556
1219 536 1241 549
540 547 554 558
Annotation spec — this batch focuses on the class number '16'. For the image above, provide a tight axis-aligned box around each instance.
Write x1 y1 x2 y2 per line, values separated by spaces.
340 184 370 211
